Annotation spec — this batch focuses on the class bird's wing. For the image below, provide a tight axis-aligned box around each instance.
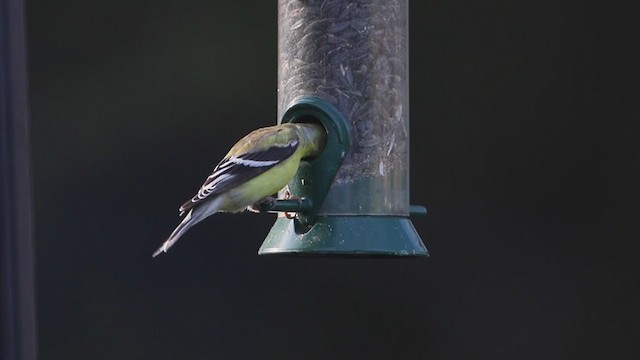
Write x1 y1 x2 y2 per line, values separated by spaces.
179 137 299 214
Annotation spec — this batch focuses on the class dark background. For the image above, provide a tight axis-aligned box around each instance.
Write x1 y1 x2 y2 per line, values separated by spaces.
26 0 638 359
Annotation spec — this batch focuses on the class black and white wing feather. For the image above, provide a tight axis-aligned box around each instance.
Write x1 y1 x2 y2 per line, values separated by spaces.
179 138 299 214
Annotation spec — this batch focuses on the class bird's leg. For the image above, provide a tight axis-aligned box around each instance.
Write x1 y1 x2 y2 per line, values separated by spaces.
247 196 277 213
282 191 301 219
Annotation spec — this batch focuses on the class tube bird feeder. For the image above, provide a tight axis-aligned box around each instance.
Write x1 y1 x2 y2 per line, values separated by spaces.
259 0 428 256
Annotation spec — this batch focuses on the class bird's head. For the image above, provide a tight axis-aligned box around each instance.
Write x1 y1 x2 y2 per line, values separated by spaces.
295 122 327 159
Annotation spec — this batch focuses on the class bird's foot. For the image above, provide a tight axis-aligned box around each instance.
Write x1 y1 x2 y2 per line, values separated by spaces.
247 196 277 213
282 191 301 219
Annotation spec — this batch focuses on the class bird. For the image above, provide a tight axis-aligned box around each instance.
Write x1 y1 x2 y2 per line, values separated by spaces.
152 122 326 257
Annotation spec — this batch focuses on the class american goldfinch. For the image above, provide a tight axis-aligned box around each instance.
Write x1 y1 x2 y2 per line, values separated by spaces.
152 122 326 257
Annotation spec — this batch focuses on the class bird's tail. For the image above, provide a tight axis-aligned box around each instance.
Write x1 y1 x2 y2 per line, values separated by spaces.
152 210 197 257
153 196 225 257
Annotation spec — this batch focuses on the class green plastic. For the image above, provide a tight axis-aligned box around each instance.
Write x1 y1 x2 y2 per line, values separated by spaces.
267 198 313 213
278 97 350 226
409 205 428 217
260 216 428 257
260 97 428 257
267 200 427 217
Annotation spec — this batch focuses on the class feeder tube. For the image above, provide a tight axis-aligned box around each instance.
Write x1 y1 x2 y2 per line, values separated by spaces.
278 0 410 216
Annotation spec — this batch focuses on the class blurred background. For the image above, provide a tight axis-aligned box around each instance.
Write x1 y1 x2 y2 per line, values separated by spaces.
26 0 638 359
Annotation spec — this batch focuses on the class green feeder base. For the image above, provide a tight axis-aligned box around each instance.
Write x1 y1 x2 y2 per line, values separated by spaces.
259 216 428 257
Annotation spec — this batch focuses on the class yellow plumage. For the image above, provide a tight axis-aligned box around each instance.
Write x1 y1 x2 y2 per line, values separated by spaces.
153 122 326 257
